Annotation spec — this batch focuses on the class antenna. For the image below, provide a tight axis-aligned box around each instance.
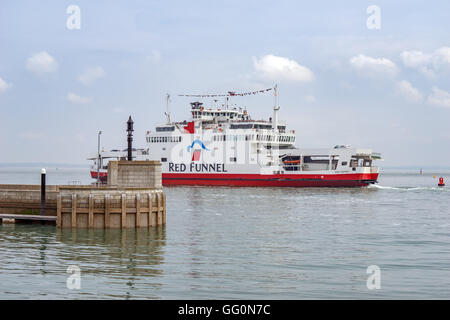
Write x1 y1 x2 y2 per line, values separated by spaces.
273 84 279 131
165 93 171 124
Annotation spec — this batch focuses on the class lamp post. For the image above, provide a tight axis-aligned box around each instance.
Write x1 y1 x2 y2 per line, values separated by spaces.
97 130 102 185
127 116 134 161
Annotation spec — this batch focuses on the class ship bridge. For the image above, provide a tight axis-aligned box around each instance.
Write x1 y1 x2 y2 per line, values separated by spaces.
190 101 248 122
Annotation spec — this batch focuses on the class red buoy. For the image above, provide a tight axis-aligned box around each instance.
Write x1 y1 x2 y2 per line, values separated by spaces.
438 177 445 187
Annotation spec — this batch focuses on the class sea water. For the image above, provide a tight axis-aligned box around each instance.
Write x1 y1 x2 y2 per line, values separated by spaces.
0 166 449 299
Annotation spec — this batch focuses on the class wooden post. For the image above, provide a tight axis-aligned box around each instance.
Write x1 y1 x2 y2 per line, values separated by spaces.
40 168 46 216
88 194 94 228
135 193 141 228
121 193 127 228
56 194 62 228
156 192 162 226
162 193 166 225
148 193 153 227
71 194 77 228
105 194 110 229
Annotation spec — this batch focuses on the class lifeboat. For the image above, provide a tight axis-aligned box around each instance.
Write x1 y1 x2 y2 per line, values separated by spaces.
283 159 301 164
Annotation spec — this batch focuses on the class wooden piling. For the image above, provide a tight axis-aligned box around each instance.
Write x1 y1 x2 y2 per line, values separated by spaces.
121 193 127 228
56 194 62 228
135 193 141 228
105 194 110 229
148 193 154 227
88 194 94 228
46 188 164 228
71 194 77 228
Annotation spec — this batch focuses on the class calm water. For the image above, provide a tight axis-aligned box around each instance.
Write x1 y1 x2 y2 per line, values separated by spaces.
1 166 450 299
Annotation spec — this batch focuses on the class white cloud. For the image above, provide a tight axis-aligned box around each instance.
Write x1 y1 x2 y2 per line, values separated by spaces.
432 47 450 69
26 51 58 74
427 87 450 108
395 80 423 103
67 92 92 104
0 76 12 94
253 54 314 82
400 51 431 68
78 66 105 85
401 47 450 77
349 54 398 78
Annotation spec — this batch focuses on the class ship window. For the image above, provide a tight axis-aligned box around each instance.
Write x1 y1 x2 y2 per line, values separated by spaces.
161 158 167 162
156 126 175 132
341 161 348 166
230 157 237 162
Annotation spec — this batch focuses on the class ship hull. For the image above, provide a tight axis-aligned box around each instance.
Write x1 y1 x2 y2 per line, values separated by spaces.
90 170 108 183
162 172 378 187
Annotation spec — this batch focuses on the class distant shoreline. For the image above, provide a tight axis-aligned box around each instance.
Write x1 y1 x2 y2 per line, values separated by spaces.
0 162 88 168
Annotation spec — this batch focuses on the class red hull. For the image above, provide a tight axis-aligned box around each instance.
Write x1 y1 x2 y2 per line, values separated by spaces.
91 171 378 187
162 173 379 187
90 171 108 182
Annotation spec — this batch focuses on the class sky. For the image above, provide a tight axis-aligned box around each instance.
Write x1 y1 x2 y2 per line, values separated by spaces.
0 0 449 167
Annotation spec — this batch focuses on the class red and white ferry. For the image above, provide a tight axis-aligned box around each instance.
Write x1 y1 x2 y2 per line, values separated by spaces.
89 87 381 187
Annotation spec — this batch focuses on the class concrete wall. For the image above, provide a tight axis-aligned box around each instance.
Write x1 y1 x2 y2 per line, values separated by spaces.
107 160 162 188
58 188 166 228
0 185 59 215
0 161 166 228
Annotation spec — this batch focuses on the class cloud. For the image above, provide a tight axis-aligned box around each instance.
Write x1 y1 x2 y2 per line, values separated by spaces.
433 47 450 70
26 51 58 74
401 47 450 77
0 76 12 94
67 92 92 104
400 51 431 68
253 54 314 82
427 87 450 108
349 54 398 78
78 66 105 85
395 80 423 103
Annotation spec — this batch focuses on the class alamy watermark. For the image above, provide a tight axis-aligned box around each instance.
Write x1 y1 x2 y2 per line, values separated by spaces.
366 265 381 290
66 5 81 30
366 5 381 30
66 265 81 290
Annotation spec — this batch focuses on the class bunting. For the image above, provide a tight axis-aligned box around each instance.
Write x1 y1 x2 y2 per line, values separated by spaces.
177 87 274 98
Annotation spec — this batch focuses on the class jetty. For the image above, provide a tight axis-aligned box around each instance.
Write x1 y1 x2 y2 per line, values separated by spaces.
0 160 166 228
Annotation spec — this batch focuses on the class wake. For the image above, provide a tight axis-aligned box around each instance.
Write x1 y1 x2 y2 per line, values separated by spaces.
368 184 449 192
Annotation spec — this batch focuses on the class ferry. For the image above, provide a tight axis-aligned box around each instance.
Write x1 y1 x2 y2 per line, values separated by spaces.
88 148 149 183
89 87 381 187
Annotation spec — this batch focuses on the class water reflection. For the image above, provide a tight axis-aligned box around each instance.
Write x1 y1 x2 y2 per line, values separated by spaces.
56 227 166 299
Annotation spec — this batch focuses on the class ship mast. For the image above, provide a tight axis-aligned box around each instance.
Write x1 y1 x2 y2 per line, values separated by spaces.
273 84 279 131
165 93 171 124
